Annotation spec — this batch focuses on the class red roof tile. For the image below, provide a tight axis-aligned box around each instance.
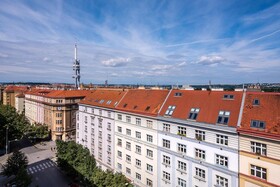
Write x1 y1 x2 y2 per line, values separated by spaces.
4 85 28 93
80 90 127 109
238 92 280 138
116 89 170 117
159 90 243 127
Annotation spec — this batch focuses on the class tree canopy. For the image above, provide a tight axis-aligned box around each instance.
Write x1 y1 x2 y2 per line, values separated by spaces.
56 141 132 187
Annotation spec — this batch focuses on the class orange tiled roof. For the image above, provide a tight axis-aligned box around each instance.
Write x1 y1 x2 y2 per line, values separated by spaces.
80 90 127 109
159 90 243 127
4 85 28 93
45 90 92 98
238 92 280 139
116 89 170 117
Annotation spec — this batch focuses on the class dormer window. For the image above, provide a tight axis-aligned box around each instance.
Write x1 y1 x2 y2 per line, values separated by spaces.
250 120 265 129
133 105 138 109
123 103 127 108
165 105 176 116
253 99 260 105
174 92 182 97
188 108 200 120
217 111 230 125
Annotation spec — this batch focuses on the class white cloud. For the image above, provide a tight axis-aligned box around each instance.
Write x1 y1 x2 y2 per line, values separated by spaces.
0 53 8 58
43 57 52 62
196 55 226 66
102 58 130 67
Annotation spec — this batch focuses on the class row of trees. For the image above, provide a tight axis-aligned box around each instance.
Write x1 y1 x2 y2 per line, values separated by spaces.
0 104 49 150
56 141 132 187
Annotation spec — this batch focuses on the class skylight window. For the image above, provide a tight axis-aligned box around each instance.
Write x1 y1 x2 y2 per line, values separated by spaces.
145 106 150 111
223 94 234 99
165 105 176 116
253 99 260 105
99 100 104 104
174 92 182 97
217 111 230 125
251 120 265 129
106 100 112 105
133 105 138 109
188 108 200 120
123 103 127 108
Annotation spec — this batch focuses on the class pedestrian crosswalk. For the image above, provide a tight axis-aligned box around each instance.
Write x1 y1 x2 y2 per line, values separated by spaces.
27 160 56 174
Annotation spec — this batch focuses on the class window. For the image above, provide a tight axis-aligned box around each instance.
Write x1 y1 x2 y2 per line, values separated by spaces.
217 111 230 125
136 159 141 168
136 131 141 139
126 167 131 175
107 111 111 118
117 114 122 120
99 100 104 104
195 148 205 160
147 135 153 143
107 134 111 142
126 116 131 123
147 149 153 158
178 161 187 172
136 145 141 154
117 151 122 158
147 164 153 172
195 130 205 141
136 173 141 180
107 157 111 165
195 167 205 179
178 126 186 136
147 120 153 128
99 109 102 115
165 105 176 116
253 99 260 105
163 171 170 181
216 154 228 167
188 108 200 120
216 134 228 146
117 163 122 170
251 165 267 180
126 154 131 163
177 143 187 154
223 94 234 99
251 142 267 156
146 179 153 187
117 126 122 133
178 178 187 187
251 120 266 129
126 128 131 136
174 92 182 97
216 175 228 187
126 142 131 150
106 100 112 105
163 123 170 132
136 118 141 125
117 138 122 147
107 122 111 131
163 155 170 166
163 139 170 149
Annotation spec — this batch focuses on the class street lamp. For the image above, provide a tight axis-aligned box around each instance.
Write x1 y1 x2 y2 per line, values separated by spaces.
5 126 8 154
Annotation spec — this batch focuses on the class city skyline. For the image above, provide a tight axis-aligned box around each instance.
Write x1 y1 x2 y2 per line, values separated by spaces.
0 0 280 84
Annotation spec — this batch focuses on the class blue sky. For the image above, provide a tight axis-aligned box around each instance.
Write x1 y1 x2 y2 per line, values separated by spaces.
0 0 280 85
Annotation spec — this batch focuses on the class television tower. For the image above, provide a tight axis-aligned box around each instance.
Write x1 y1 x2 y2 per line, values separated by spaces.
72 44 80 89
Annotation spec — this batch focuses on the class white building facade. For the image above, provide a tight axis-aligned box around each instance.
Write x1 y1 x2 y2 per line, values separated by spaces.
77 104 116 171
114 112 158 187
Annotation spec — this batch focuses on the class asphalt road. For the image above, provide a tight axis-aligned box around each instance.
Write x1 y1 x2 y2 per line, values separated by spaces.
27 158 71 187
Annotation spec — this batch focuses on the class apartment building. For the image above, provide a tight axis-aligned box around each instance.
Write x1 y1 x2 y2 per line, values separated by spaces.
3 85 28 107
76 89 127 171
238 92 280 187
15 93 25 113
25 89 90 140
157 90 244 187
114 89 169 187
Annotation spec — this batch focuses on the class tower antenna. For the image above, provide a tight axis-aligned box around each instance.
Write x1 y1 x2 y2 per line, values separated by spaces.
72 43 81 89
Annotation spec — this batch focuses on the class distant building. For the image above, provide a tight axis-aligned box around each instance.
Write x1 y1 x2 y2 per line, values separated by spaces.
238 92 280 187
25 89 91 140
3 85 28 107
